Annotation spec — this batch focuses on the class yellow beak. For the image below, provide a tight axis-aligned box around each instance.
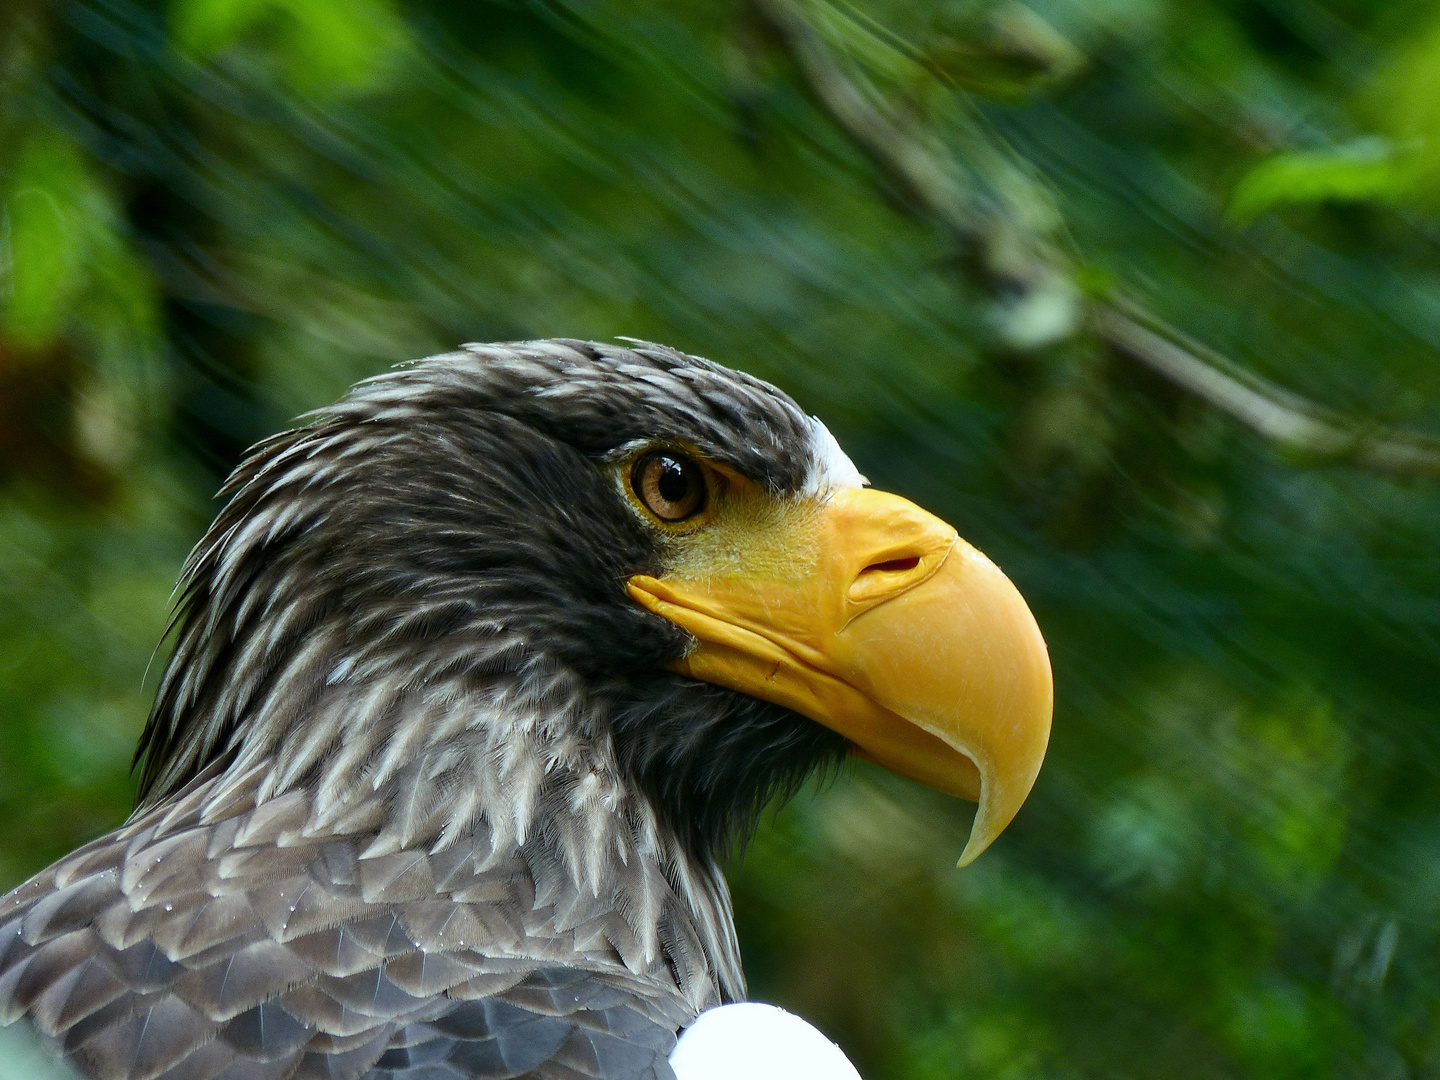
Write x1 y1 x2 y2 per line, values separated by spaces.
627 487 1053 865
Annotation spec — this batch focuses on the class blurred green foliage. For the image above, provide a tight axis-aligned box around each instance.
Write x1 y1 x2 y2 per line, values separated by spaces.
172 0 410 94
1227 138 1408 221
2 0 1439 1076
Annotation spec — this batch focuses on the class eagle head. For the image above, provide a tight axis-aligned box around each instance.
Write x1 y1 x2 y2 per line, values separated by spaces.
0 340 1051 1080
138 339 1051 872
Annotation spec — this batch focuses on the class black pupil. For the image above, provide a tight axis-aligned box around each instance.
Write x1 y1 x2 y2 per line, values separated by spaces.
656 458 689 503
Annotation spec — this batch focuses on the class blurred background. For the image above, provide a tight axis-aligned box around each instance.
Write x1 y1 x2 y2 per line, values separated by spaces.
2 0 1440 1075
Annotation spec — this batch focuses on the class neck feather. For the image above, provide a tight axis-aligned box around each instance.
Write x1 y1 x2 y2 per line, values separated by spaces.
144 639 751 1007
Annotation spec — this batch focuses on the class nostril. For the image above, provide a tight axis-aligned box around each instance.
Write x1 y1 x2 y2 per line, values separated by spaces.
864 556 921 575
848 552 934 606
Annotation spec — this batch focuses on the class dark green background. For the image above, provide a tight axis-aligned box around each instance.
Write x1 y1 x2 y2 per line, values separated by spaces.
2 0 1439 1075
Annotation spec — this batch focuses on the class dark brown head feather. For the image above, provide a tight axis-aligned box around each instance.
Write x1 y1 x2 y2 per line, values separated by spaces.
2 340 864 1080
136 339 845 859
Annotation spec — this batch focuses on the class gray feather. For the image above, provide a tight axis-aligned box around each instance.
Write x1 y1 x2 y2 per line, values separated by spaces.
0 341 861 1078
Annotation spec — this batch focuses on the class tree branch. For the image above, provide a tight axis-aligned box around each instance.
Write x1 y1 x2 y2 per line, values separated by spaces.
1095 302 1440 477
751 0 1440 480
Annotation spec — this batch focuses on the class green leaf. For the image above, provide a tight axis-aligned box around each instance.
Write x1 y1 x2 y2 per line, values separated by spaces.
1225 139 1411 223
1368 16 1440 148
170 0 409 96
1 135 99 349
1364 15 1440 205
168 0 268 57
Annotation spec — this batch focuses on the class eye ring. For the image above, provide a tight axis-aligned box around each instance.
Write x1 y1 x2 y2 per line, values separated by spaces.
631 451 707 523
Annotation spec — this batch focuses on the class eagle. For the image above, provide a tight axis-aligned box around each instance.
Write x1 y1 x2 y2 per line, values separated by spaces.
0 340 1052 1080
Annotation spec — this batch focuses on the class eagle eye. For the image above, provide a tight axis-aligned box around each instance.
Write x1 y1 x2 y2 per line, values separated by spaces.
632 451 706 522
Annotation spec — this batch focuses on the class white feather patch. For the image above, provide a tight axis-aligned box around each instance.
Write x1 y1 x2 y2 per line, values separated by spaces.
670 1003 864 1080
804 418 867 495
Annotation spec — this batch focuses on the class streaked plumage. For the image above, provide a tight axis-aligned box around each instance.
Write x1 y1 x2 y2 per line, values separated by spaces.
0 341 858 1079
0 338 1054 1080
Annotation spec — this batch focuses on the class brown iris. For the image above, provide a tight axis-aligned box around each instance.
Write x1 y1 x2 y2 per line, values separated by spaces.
632 451 706 522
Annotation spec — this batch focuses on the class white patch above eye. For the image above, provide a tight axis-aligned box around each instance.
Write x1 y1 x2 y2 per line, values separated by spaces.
804 417 867 495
